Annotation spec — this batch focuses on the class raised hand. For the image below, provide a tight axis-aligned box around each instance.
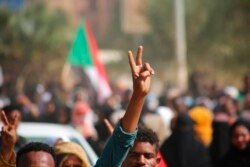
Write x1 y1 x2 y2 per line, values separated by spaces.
121 46 155 132
128 46 155 97
1 110 18 161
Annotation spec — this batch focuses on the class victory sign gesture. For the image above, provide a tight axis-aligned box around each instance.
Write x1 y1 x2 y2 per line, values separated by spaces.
121 46 155 133
1 111 18 163
128 46 155 97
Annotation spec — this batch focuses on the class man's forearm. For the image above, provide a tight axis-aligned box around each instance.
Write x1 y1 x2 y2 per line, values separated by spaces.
121 92 146 132
94 122 137 167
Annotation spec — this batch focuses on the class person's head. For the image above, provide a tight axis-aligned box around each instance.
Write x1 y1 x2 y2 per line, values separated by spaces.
2 104 22 129
230 120 250 150
17 142 56 167
54 141 91 167
44 100 57 114
243 74 250 94
171 112 194 132
243 93 250 110
122 125 160 167
172 97 188 113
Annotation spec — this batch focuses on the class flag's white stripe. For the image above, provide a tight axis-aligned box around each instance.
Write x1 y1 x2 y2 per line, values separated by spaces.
85 67 99 90
85 66 111 103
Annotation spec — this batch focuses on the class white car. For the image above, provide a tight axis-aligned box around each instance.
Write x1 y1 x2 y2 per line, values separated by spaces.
17 122 98 166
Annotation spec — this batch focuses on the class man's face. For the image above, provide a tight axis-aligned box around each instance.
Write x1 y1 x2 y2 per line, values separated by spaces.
17 151 55 167
61 154 82 167
122 141 160 167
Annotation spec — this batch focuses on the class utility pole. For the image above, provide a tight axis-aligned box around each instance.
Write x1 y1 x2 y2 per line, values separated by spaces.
174 0 188 90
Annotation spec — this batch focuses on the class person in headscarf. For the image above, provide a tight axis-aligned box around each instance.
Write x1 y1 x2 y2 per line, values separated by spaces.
54 141 91 167
160 112 211 167
217 119 250 167
189 105 213 147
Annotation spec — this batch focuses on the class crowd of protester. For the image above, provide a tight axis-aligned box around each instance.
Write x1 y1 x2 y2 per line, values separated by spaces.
0 46 163 167
1 56 250 166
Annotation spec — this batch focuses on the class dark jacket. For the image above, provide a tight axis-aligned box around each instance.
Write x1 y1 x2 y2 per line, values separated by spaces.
218 145 250 167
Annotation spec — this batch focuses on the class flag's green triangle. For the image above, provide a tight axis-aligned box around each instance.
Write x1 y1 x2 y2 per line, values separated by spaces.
67 23 93 68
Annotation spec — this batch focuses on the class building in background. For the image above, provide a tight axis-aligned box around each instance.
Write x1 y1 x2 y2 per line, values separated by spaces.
1 0 150 38
44 0 115 38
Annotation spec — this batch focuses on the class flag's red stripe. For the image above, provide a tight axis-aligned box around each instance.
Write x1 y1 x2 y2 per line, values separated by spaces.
85 21 110 83
85 21 111 101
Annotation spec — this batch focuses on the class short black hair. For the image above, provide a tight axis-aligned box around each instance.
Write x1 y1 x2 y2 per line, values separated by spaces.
136 125 160 151
17 142 56 166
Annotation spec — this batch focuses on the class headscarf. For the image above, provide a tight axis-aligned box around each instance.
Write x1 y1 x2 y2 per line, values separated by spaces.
189 106 213 146
54 141 91 167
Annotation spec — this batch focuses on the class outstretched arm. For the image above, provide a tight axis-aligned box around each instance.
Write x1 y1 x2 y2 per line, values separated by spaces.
121 45 154 132
104 46 154 133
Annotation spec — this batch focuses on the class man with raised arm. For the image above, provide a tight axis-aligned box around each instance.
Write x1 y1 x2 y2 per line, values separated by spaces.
0 45 155 167
94 45 155 167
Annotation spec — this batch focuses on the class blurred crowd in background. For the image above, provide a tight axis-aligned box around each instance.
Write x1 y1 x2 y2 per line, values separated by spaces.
1 0 250 166
0 71 250 167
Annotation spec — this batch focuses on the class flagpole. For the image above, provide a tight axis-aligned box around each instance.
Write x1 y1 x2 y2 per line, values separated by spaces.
61 63 74 91
174 0 188 91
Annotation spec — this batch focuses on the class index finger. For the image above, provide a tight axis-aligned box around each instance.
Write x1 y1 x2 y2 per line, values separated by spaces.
128 51 137 76
1 110 9 126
